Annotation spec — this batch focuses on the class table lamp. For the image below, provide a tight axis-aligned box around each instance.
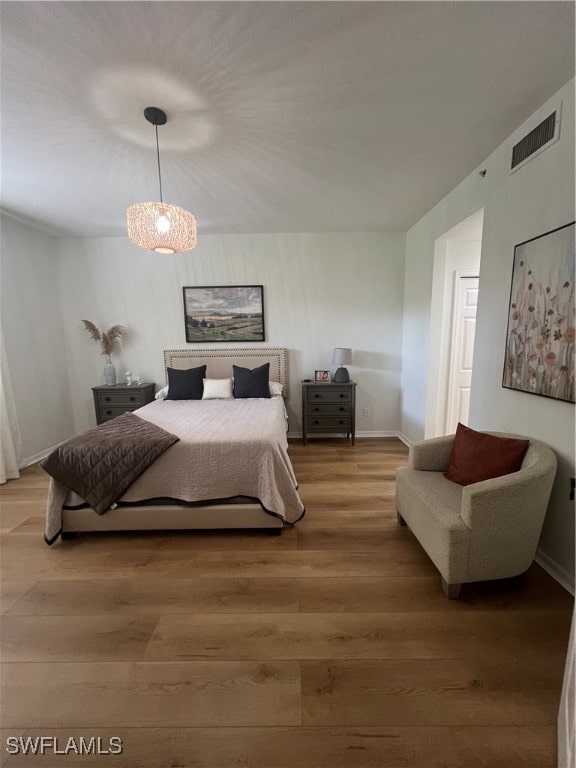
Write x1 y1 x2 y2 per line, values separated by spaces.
332 347 352 383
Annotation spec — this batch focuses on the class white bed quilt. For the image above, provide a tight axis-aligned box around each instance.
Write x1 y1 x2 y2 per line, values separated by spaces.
45 398 305 541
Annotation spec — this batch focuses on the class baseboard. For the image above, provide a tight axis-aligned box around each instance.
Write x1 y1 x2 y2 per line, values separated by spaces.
356 431 404 439
396 432 413 447
536 548 575 596
287 431 408 441
21 446 56 468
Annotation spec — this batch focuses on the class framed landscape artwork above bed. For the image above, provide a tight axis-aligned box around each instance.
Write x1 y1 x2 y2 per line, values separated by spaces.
183 285 265 343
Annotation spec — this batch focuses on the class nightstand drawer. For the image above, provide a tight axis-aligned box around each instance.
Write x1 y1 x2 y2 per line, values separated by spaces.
307 415 351 430
306 386 351 403
307 403 350 416
95 391 148 407
98 405 139 422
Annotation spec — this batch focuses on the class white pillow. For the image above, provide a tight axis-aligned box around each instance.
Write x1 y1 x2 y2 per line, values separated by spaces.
269 381 284 397
155 385 169 400
202 378 233 400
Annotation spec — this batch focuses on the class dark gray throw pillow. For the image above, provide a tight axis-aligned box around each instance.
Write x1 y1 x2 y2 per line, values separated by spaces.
233 363 271 399
166 365 206 400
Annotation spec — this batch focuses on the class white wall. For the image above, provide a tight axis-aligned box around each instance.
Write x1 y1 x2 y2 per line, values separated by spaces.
0 214 75 462
55 231 406 437
401 80 575 588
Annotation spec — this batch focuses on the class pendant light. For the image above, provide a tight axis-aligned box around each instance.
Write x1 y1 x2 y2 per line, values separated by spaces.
127 107 197 254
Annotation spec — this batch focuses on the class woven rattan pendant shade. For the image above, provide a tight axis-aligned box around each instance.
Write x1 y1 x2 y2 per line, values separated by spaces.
127 107 197 254
127 202 197 254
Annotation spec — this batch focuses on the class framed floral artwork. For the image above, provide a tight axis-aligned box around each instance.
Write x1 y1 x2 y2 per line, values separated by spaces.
502 221 575 403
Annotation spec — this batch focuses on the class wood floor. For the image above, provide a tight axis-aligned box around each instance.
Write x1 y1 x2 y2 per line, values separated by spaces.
0 437 573 768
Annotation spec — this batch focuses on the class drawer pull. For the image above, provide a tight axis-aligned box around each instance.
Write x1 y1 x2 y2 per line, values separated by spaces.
314 393 320 399
105 410 112 416
130 396 136 402
314 420 320 425
104 396 111 402
339 420 344 424
339 393 345 398
339 407 345 412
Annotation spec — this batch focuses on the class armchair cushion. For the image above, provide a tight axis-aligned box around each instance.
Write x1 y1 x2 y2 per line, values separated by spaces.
444 423 530 486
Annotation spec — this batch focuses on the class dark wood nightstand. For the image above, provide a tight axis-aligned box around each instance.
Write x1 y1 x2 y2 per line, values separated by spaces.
301 381 356 445
92 383 155 425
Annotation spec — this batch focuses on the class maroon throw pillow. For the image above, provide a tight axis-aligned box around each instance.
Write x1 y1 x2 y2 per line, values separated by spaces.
444 423 530 486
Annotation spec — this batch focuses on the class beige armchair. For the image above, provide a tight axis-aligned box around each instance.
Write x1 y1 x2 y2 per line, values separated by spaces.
395 432 557 598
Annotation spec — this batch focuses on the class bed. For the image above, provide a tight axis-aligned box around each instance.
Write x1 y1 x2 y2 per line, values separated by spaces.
44 347 305 543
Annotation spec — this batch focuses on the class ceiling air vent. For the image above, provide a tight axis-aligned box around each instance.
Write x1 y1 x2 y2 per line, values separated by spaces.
509 104 561 174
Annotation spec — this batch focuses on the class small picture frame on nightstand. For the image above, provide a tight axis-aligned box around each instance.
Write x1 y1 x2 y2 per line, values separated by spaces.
314 370 331 382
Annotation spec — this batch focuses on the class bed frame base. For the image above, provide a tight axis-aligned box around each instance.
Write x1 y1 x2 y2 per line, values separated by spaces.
61 503 284 535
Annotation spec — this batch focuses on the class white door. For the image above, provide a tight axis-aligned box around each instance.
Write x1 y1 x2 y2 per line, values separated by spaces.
445 275 479 434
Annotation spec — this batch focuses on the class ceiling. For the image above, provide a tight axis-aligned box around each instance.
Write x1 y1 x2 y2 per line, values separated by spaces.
1 1 574 238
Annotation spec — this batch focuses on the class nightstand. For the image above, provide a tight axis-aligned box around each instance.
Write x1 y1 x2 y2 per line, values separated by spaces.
92 383 155 425
301 381 356 445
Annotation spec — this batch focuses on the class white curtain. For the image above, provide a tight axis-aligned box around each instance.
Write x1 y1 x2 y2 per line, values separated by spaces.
0 327 22 483
559 606 575 768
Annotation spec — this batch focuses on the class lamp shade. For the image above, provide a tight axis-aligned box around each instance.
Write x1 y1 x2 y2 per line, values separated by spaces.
332 347 352 383
127 202 197 254
333 347 352 366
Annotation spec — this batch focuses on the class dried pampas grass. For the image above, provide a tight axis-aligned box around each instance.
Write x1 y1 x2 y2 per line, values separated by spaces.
82 320 127 356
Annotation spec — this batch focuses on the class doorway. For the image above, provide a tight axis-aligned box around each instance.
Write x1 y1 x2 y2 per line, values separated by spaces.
424 209 484 438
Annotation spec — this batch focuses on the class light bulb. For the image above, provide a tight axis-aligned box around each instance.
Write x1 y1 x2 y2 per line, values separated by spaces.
156 215 171 234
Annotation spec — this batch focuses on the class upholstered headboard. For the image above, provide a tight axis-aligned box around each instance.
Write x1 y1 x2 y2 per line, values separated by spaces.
163 347 289 397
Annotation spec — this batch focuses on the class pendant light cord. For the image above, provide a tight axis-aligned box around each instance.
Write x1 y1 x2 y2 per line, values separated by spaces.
155 124 163 203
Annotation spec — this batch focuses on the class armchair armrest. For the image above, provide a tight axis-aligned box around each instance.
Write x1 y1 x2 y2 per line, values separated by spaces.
410 434 455 471
461 455 557 531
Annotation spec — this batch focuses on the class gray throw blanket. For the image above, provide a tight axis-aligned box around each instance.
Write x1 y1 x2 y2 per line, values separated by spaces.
41 412 179 516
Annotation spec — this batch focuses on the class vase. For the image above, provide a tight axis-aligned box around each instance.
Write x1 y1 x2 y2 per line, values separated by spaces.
103 355 117 385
